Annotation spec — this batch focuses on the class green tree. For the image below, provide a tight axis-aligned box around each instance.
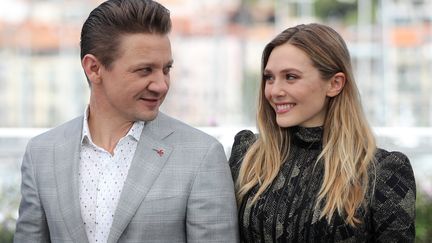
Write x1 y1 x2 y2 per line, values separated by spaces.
314 0 378 24
416 189 432 242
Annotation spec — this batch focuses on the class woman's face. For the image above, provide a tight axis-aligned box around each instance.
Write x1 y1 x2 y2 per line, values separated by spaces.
264 43 333 128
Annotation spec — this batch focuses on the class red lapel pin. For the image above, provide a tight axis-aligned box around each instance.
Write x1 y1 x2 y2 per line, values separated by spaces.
153 148 164 157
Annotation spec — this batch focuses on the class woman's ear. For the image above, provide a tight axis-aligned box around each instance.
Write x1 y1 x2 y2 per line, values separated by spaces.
81 54 103 85
327 72 346 97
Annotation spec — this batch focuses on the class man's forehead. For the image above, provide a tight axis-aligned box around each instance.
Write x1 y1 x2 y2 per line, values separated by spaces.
116 33 172 58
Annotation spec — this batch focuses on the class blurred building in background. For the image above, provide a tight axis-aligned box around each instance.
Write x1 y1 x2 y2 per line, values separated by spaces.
379 0 432 126
0 0 430 128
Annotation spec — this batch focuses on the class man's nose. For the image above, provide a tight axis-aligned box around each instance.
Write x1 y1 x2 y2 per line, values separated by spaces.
149 71 169 93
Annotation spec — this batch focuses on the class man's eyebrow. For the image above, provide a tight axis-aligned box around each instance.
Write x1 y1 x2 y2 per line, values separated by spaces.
129 60 174 70
165 60 174 66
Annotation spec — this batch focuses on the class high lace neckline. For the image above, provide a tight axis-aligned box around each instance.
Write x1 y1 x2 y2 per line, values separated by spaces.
291 126 323 149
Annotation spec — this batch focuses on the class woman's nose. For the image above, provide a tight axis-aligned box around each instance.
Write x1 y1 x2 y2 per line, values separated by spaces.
271 80 286 97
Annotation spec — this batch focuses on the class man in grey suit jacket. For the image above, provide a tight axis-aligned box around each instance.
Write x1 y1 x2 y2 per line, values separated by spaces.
14 0 239 242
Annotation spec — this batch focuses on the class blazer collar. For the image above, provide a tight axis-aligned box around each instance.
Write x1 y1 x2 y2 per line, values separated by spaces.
54 116 89 243
108 112 175 242
143 112 175 140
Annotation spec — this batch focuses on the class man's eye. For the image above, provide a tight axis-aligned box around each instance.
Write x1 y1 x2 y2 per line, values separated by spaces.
137 67 152 75
163 65 172 75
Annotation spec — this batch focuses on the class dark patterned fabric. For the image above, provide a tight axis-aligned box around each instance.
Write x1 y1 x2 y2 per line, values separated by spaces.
229 127 416 243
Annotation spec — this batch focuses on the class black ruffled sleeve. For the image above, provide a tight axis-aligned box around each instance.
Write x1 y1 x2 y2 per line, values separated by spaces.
228 130 256 182
371 149 416 242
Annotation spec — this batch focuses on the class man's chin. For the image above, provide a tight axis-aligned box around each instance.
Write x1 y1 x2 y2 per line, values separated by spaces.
136 110 159 122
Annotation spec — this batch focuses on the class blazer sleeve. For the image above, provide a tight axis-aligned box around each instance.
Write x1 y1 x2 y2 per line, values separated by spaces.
14 140 51 243
370 150 416 242
186 141 240 243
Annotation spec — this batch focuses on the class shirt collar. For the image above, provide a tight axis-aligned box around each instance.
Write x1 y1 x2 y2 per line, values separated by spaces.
127 120 144 141
81 106 144 144
81 107 91 144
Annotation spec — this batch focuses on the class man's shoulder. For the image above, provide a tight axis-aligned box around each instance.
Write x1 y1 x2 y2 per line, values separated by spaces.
30 116 83 146
157 113 219 145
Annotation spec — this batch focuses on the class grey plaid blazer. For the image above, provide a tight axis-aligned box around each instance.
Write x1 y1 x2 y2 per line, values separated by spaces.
14 112 239 243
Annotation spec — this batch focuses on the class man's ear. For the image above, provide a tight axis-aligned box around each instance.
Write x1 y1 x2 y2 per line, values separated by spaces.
81 54 103 85
327 72 346 97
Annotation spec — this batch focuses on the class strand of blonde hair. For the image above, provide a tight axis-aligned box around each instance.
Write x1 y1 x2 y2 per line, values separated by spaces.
316 83 376 226
237 98 289 204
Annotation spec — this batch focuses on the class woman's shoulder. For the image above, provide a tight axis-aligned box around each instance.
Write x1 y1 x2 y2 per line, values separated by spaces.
234 130 257 146
228 130 257 179
230 130 257 158
375 148 408 162
373 148 413 176
371 147 416 208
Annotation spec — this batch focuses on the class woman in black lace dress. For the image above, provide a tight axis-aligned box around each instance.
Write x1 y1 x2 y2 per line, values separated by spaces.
229 23 415 242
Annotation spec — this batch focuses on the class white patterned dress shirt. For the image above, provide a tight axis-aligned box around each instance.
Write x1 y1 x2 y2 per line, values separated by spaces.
79 110 144 243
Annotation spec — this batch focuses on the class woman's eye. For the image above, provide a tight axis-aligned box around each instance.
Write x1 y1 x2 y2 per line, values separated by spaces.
286 74 296 80
263 74 274 82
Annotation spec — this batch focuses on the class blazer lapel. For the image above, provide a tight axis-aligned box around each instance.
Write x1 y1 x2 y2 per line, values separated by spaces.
108 113 174 243
54 117 89 243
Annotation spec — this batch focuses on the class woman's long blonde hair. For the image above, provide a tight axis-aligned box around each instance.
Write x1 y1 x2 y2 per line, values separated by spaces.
236 23 376 226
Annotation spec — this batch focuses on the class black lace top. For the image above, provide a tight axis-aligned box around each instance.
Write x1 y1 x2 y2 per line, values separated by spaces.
229 127 416 243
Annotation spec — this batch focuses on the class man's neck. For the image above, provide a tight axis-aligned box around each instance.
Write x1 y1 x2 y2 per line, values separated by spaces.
87 105 134 155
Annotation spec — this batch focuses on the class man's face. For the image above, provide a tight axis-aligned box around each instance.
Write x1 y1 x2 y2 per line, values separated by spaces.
96 33 172 122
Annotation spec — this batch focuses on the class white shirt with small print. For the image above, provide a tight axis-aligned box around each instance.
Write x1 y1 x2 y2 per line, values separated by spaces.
79 109 144 243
